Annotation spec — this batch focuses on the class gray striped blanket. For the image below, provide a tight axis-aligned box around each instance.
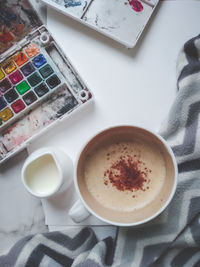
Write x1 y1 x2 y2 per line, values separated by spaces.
1 34 200 267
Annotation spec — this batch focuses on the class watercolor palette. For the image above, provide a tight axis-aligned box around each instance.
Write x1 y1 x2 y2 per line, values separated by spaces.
41 0 159 48
0 0 92 164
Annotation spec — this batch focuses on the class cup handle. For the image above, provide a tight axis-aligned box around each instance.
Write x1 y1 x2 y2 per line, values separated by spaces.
69 199 90 223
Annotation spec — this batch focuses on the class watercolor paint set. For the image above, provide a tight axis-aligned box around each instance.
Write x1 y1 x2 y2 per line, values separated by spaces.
0 0 92 164
40 0 159 48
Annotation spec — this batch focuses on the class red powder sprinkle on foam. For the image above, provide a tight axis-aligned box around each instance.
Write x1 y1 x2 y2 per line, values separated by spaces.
104 155 151 193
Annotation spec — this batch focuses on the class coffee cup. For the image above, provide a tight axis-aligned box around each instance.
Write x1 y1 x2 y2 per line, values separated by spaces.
69 125 178 226
21 147 73 198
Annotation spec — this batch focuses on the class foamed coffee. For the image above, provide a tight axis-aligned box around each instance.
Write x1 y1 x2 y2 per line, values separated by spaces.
77 126 176 224
84 140 166 212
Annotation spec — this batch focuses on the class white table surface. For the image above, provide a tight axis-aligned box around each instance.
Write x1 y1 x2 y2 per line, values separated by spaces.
34 0 200 154
43 0 200 231
0 0 200 255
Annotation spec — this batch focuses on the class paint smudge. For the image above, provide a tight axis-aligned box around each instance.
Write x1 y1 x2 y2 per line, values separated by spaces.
64 0 82 8
0 0 42 54
129 0 143 12
0 27 13 44
0 10 17 27
0 84 78 153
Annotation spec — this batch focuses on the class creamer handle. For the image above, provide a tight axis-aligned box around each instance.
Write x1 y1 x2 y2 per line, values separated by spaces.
69 199 90 223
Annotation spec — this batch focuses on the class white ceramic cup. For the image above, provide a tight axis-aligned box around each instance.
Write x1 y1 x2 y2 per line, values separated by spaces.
22 147 73 198
69 125 178 227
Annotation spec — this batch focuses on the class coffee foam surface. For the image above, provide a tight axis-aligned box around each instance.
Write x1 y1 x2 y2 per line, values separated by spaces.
84 141 166 212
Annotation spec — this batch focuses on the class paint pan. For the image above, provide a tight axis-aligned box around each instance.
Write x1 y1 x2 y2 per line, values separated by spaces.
0 0 93 164
40 0 159 48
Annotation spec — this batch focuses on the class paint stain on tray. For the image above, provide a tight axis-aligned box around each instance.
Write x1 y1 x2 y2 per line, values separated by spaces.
64 0 82 8
124 0 143 12
128 0 143 12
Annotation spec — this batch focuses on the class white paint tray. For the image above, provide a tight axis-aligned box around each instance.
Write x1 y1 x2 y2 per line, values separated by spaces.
40 0 160 48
